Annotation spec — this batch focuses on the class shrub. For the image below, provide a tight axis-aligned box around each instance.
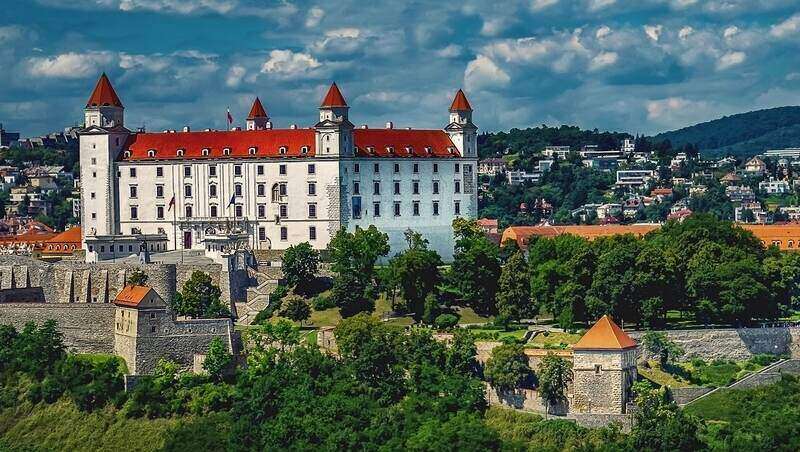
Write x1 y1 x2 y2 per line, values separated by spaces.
434 314 459 330
312 294 335 311
253 286 290 325
749 353 780 367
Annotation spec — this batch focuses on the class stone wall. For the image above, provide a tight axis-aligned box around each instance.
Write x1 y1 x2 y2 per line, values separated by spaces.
0 303 115 353
670 387 714 406
571 349 637 414
130 318 234 374
629 327 800 361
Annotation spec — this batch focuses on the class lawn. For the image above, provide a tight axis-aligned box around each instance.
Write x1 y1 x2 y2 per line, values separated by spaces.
637 355 778 389
637 361 694 388
528 331 581 348
456 307 492 324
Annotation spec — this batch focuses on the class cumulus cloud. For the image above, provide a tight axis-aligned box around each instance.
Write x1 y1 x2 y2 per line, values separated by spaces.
596 26 612 40
723 26 739 39
771 14 800 38
226 65 246 87
464 55 510 90
27 52 115 78
587 0 616 12
647 97 692 119
589 51 618 71
531 0 559 11
118 0 237 15
0 25 25 43
644 25 663 42
260 50 322 77
305 6 325 28
717 51 746 70
435 44 462 58
678 26 693 40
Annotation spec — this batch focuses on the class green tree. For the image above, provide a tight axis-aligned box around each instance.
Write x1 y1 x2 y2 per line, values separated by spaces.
642 331 684 367
202 337 233 381
328 226 389 317
496 251 533 322
127 269 148 286
405 412 501 452
280 294 311 325
449 220 501 314
537 352 573 417
628 381 704 451
388 230 443 321
281 242 319 293
170 271 230 319
484 344 533 392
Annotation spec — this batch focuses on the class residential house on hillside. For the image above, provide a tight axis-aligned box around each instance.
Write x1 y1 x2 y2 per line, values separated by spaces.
735 201 769 224
615 170 655 189
476 218 499 234
478 158 507 177
744 156 767 175
759 178 791 194
726 185 756 203
507 170 542 185
542 145 570 160
720 172 742 185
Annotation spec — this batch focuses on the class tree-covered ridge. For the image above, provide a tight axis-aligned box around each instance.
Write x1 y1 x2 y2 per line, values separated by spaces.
478 125 632 159
653 106 800 157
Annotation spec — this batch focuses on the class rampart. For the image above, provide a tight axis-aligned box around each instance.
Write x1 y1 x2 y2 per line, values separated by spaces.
629 327 800 361
0 303 115 353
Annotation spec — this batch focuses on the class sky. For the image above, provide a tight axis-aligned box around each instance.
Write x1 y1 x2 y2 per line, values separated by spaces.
2 0 800 138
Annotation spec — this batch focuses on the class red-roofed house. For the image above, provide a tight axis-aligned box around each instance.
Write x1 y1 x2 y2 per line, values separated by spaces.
79 74 478 262
41 226 82 257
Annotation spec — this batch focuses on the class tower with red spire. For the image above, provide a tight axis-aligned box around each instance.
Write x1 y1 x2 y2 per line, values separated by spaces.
246 97 271 131
444 89 477 158
79 73 130 241
315 82 354 158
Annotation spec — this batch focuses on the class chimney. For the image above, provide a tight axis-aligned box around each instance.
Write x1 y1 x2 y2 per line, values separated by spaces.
385 121 393 129
182 126 190 132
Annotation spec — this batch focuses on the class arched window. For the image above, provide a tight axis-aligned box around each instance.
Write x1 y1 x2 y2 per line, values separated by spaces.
123 151 131 158
249 147 257 155
279 146 287 155
223 147 231 156
202 148 210 156
176 149 185 156
185 205 193 218
272 183 281 202
147 149 156 157
300 146 309 155
386 146 394 154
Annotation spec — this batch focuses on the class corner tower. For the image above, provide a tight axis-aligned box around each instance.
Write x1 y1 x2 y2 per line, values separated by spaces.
315 82 354 158
444 89 477 158
571 315 638 414
79 73 130 242
246 97 271 130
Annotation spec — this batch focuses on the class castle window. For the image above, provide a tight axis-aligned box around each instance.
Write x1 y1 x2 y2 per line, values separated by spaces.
413 163 419 173
209 165 217 177
223 148 231 156
157 205 164 219
308 203 317 218
279 164 287 175
373 202 380 217
353 181 360 195
184 184 192 197
309 226 317 240
301 146 309 155
594 364 602 374
249 147 257 155
412 201 420 216
432 181 439 194
257 165 264 176
123 151 131 158
235 184 242 197
202 148 210 156
394 202 401 217
394 163 400 173
147 149 156 158
308 182 316 196
432 201 439 216
455 181 461 193
279 146 287 155
91 157 97 165
184 165 191 177
405 146 412 154
210 205 218 217
209 184 217 197
130 168 137 178
234 165 242 176
156 166 163 177
354 163 360 173
257 204 266 218
129 185 137 198
425 146 432 155
394 181 400 195
177 149 185 156
259 227 266 241
257 183 265 197
308 164 315 174
455 163 460 173
367 146 375 155
279 204 288 218
387 146 394 154
433 163 439 173
413 181 419 195
235 205 243 217
280 227 288 241
185 205 193 218
373 181 380 195
130 206 138 219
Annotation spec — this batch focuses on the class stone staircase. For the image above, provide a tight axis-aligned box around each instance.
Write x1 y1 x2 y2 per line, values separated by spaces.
235 267 282 325
683 358 795 406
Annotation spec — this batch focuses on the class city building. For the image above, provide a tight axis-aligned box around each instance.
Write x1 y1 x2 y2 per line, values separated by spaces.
507 170 542 185
726 185 756 203
78 74 478 261
763 148 800 159
744 156 767 175
542 145 571 160
759 178 791 194
476 218 499 234
620 138 635 155
615 169 655 189
0 124 19 149
478 158 507 177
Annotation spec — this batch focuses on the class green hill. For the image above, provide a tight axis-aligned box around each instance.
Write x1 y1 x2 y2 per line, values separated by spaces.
653 106 800 158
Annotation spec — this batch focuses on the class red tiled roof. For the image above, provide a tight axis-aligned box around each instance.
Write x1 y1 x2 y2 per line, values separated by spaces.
449 89 472 111
573 315 637 350
353 129 459 158
114 285 153 308
247 97 268 119
86 73 123 108
46 226 81 244
477 218 499 227
320 82 347 107
121 129 316 160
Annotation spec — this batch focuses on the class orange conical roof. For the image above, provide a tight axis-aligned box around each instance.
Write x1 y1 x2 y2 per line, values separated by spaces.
573 315 637 350
449 89 472 112
86 73 123 108
320 82 347 108
247 97 268 119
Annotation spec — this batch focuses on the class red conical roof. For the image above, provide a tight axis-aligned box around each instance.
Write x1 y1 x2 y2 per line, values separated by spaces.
320 82 347 108
573 315 637 350
247 97 268 119
86 73 123 108
449 89 472 112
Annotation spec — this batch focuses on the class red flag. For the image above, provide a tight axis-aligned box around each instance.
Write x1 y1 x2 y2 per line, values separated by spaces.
167 196 175 211
227 108 233 125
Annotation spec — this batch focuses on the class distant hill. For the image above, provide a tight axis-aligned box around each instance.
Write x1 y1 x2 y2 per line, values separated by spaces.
653 106 800 158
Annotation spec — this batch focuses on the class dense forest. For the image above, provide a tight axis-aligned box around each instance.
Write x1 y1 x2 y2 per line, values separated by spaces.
478 125 632 160
653 106 800 157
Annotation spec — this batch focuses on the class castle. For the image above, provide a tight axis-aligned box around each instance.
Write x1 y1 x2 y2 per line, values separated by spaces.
79 74 478 262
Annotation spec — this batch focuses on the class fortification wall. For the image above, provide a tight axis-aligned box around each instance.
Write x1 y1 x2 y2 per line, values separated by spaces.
0 303 115 353
131 318 234 374
630 327 800 361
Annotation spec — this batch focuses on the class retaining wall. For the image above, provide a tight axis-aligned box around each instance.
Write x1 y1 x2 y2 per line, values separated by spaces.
0 303 115 353
629 327 800 361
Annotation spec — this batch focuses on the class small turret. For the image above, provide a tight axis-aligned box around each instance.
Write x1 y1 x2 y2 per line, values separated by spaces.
318 82 349 123
84 73 124 128
315 82 354 158
246 97 271 130
444 89 477 157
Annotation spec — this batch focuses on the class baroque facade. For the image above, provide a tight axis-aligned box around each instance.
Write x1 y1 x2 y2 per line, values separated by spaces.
79 74 478 261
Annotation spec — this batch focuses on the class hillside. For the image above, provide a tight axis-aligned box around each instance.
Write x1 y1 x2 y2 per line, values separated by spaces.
653 106 800 158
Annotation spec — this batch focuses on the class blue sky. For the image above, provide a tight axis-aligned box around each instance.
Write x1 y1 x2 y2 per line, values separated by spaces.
2 0 800 137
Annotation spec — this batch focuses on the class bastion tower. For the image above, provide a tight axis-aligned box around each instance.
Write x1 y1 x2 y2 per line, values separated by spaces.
571 315 638 414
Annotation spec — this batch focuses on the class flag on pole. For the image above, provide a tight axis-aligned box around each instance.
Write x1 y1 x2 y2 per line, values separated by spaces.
227 108 233 126
167 195 175 211
227 194 236 208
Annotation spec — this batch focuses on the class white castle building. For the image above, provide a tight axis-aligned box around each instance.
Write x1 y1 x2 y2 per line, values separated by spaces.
79 74 478 262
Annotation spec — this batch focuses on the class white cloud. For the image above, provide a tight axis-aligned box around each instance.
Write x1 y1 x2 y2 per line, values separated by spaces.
587 0 615 12
717 51 746 70
644 25 663 42
260 49 321 77
435 44 462 58
596 26 612 40
305 6 324 28
771 13 800 38
225 65 246 87
589 51 618 71
0 25 24 43
27 52 115 78
678 26 693 40
119 53 172 72
464 55 510 90
723 26 739 39
481 18 507 37
483 37 553 63
530 0 558 11
118 0 237 15
646 97 692 119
